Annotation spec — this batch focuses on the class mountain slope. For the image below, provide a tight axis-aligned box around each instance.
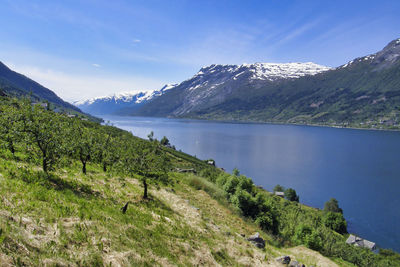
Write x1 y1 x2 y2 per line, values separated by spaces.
129 62 331 117
194 38 400 127
75 84 177 115
0 61 80 112
129 38 400 129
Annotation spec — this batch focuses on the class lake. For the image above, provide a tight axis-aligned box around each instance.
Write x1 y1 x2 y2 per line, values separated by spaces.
102 115 400 252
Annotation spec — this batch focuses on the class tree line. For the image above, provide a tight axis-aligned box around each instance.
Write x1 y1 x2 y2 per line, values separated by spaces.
0 97 170 199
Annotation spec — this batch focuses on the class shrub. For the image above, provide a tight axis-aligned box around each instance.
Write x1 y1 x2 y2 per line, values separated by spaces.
223 176 240 195
293 224 322 250
230 190 258 218
236 175 254 193
284 188 299 202
324 198 343 214
323 211 347 234
273 184 285 192
256 213 275 232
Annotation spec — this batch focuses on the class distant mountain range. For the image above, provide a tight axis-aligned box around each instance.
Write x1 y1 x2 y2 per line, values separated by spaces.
76 62 330 116
0 62 80 112
74 84 177 115
110 38 399 129
68 38 400 129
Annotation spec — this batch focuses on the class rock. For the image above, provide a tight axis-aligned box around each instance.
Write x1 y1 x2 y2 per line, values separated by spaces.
247 232 265 249
275 255 291 264
121 202 129 214
289 260 305 267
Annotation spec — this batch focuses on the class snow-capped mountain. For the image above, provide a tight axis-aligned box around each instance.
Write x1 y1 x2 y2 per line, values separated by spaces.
129 62 331 116
130 38 400 126
74 84 177 115
339 38 400 70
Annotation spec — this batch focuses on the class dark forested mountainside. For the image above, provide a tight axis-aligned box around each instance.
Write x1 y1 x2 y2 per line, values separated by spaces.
0 61 80 112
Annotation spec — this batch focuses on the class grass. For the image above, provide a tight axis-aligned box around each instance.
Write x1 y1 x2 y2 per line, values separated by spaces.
0 149 350 266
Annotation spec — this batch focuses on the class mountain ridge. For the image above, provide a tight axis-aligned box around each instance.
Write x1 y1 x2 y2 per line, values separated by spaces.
74 84 177 115
0 61 81 112
128 38 400 129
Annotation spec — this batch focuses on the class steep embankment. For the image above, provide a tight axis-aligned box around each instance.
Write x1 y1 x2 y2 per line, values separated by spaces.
0 155 340 266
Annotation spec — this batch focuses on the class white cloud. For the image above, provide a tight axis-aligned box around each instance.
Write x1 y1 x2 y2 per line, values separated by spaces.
133 39 141 43
6 63 165 102
92 63 101 68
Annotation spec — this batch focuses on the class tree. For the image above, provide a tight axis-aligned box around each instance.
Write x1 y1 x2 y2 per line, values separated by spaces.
0 100 24 155
323 211 347 234
232 168 240 176
324 198 343 214
69 121 100 174
98 134 120 172
273 184 285 192
160 136 170 147
147 131 154 142
123 141 170 199
23 103 66 173
284 188 299 202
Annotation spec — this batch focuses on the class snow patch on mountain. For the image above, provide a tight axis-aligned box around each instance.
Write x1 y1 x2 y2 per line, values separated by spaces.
74 84 177 106
193 62 330 83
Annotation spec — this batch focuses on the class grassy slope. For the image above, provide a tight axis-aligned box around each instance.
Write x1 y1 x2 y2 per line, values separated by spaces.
0 150 348 267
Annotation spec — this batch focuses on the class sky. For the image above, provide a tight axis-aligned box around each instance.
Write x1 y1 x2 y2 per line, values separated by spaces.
0 0 399 102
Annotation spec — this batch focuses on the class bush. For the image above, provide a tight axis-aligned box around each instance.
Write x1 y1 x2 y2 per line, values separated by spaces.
293 224 322 250
256 213 275 232
284 188 299 202
273 184 284 192
324 198 343 214
323 212 347 234
223 176 240 195
236 175 254 193
230 190 258 218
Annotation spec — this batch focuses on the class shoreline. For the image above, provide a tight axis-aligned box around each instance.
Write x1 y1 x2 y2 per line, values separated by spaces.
104 113 400 133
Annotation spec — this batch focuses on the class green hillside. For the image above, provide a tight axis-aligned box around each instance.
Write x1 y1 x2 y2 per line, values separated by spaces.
0 96 399 266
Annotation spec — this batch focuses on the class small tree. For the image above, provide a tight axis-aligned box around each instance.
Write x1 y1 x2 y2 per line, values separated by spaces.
23 103 66 173
285 188 299 202
323 211 347 234
232 168 240 176
160 136 170 147
147 131 154 142
0 100 24 155
273 184 285 192
324 198 343 214
123 141 170 199
69 121 100 174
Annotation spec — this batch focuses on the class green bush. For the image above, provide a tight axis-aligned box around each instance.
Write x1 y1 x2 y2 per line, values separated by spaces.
293 224 322 250
284 188 299 202
322 211 347 234
324 198 343 214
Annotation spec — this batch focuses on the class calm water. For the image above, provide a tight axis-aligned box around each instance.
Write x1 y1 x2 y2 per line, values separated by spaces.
102 115 400 252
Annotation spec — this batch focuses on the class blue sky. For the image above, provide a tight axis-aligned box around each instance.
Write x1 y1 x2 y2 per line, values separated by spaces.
0 0 399 101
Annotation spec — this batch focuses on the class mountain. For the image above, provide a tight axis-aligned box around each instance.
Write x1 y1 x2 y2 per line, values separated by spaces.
130 38 400 129
74 84 177 115
0 61 80 112
128 62 331 117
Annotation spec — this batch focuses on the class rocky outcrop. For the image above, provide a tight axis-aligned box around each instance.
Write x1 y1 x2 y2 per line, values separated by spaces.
247 232 265 249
